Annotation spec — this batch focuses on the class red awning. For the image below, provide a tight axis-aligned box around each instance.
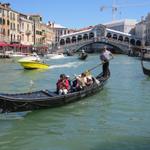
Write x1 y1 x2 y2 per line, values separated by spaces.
0 42 9 47
9 44 21 48
9 44 32 48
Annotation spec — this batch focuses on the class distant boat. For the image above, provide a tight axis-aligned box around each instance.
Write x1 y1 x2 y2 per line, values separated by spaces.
141 59 150 76
78 51 88 60
18 53 49 69
140 49 150 61
45 53 64 59
9 52 30 60
66 51 74 56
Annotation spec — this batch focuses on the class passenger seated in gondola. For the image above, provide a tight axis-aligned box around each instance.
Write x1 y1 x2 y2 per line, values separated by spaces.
56 74 69 95
72 77 82 92
85 70 93 86
66 75 71 88
76 73 87 89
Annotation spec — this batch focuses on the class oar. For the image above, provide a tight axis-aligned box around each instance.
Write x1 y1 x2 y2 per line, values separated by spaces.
71 57 113 81
84 57 113 73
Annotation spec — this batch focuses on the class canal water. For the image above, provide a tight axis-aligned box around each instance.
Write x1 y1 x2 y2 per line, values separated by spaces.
0 54 150 150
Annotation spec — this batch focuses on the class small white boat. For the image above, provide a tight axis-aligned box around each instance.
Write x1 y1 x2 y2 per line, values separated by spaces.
45 53 64 59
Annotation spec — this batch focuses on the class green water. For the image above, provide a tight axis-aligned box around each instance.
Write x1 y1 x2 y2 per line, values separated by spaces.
0 55 150 150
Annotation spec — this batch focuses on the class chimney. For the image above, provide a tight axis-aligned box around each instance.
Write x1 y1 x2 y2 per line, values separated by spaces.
2 3 10 8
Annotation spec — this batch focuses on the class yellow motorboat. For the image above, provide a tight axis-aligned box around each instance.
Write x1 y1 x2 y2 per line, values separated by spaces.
18 55 49 69
19 61 49 69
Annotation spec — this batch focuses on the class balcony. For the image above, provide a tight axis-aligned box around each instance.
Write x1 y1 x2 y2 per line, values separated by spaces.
26 30 31 35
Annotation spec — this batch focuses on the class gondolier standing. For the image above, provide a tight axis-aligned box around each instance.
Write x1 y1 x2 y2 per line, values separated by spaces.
100 46 113 77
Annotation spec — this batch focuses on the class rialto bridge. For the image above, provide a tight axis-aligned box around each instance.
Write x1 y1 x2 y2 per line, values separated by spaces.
59 24 142 53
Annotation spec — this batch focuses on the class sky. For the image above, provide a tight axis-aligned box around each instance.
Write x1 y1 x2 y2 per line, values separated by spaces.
1 0 150 29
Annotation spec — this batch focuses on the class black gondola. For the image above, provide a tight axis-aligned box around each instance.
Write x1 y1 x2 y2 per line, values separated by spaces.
78 53 88 60
0 73 109 113
66 50 74 56
141 59 150 76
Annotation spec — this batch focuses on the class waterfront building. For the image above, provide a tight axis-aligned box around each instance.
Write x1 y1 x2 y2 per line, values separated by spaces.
104 19 137 34
41 23 55 48
9 8 21 44
145 13 150 46
135 13 150 46
29 14 43 46
47 22 72 45
19 13 34 45
0 3 10 43
135 20 146 46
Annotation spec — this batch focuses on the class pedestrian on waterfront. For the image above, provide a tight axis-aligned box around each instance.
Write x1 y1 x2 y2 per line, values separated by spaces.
100 46 113 77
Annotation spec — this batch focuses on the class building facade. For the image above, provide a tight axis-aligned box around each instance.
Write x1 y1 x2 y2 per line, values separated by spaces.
19 13 33 45
135 13 150 46
47 22 72 45
0 3 10 42
0 3 58 48
104 19 137 34
9 9 21 44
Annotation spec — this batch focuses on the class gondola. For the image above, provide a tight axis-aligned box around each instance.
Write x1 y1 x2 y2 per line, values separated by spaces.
0 73 109 113
78 53 88 60
141 59 150 76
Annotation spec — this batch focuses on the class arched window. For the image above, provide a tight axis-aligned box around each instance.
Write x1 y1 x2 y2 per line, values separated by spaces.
60 39 65 45
83 34 88 40
136 40 141 46
130 39 135 45
66 38 71 44
106 33 112 38
89 32 94 39
118 35 123 41
77 35 82 41
72 36 76 43
124 37 129 43
112 34 117 40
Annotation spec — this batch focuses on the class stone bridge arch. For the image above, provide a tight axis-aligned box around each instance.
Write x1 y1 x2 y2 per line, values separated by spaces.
75 41 125 53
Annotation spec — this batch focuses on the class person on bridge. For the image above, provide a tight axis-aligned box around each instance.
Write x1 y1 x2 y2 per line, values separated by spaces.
100 46 113 77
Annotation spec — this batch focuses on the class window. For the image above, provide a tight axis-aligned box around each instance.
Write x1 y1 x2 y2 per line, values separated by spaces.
10 12 12 20
17 24 20 31
13 13 15 20
27 24 29 30
3 19 5 25
3 29 5 35
7 20 9 25
0 18 2 24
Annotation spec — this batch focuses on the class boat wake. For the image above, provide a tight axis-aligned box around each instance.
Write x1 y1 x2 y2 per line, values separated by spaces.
0 111 31 120
49 62 83 69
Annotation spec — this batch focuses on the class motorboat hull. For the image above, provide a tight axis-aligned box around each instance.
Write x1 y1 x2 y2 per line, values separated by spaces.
19 61 49 69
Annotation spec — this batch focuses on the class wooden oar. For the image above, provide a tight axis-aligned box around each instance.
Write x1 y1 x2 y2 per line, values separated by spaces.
71 57 113 81
85 57 113 72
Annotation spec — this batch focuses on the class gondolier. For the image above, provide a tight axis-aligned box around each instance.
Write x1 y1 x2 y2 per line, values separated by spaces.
100 46 113 77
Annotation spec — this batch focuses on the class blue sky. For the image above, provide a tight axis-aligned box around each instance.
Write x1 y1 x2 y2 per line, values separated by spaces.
1 0 150 28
